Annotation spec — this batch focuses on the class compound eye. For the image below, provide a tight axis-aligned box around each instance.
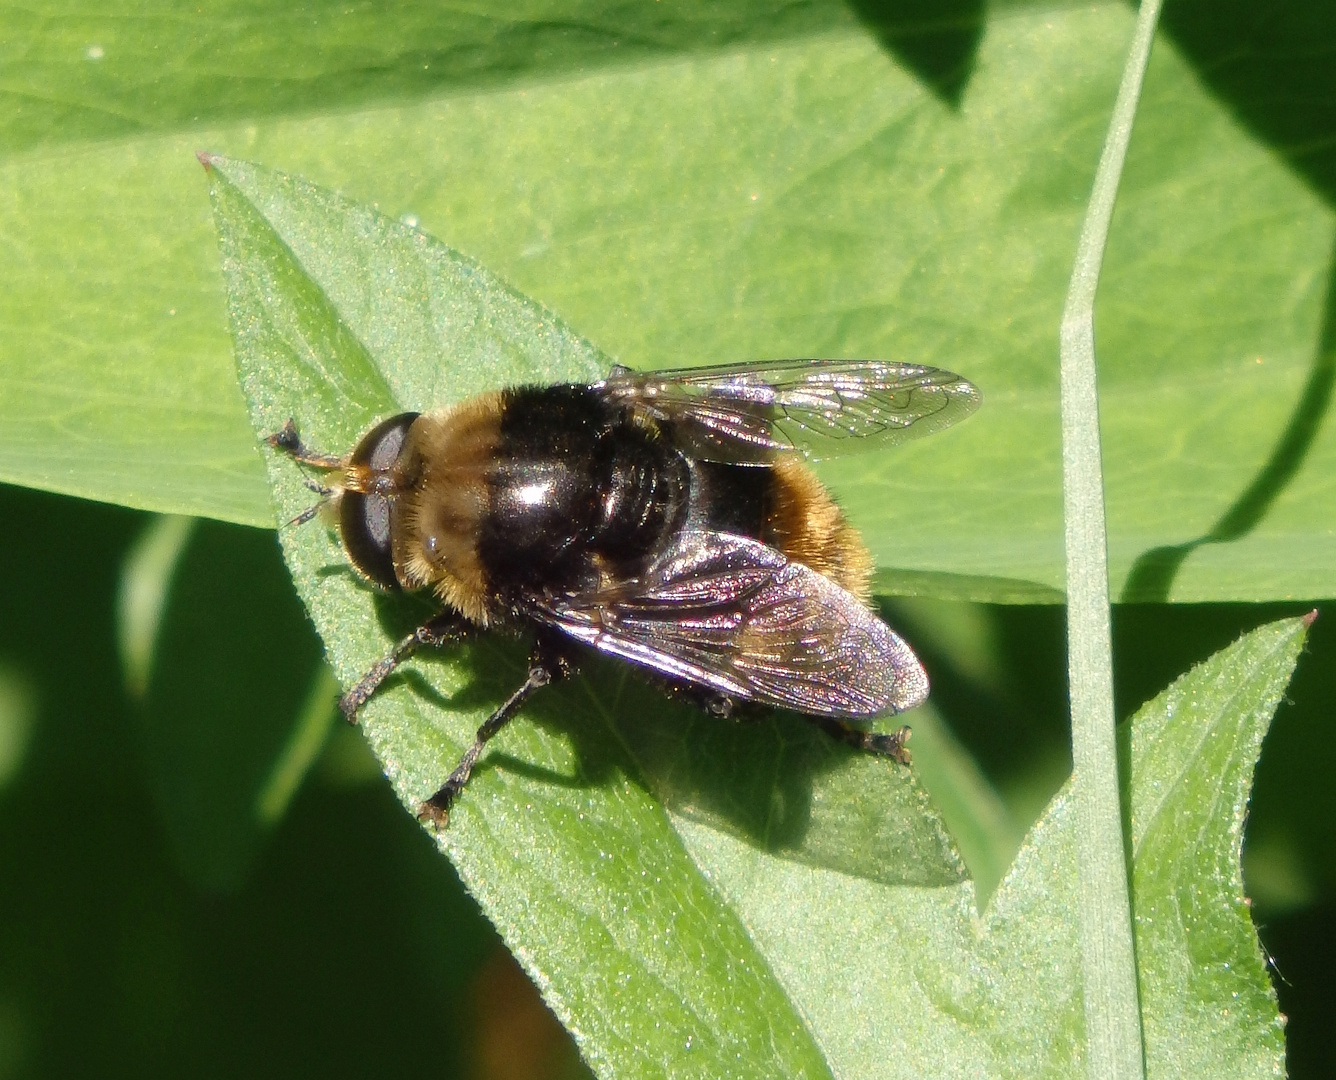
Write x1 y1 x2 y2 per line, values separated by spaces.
340 489 398 589
340 412 420 590
350 412 420 471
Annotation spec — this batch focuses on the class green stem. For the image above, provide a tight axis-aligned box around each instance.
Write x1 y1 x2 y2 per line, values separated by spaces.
1059 3 1163 1079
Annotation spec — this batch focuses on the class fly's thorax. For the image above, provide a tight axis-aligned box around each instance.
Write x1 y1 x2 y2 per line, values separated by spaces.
467 383 679 597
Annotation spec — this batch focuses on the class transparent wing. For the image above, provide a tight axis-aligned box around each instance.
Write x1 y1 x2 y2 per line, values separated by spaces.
530 531 928 718
599 359 980 463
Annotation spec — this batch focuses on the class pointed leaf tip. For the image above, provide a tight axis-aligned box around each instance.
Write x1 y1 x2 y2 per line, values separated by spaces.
196 150 217 170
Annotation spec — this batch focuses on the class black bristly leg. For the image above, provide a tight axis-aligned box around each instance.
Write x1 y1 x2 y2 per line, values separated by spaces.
808 716 913 765
338 611 473 722
274 474 339 527
414 668 547 829
417 634 575 829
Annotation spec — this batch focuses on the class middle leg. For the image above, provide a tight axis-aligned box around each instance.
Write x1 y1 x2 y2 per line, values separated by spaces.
417 633 578 828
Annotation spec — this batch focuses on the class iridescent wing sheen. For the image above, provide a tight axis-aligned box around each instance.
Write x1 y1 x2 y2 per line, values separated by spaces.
598 359 980 464
530 531 928 719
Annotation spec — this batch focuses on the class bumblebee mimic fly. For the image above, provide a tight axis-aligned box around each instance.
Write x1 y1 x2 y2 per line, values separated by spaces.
269 359 980 826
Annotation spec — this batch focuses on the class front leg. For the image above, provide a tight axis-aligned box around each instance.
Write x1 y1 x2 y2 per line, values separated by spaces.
340 610 474 721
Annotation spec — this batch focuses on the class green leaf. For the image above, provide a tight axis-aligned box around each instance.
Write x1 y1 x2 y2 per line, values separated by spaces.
208 153 1303 1078
0 662 37 794
0 1 859 154
209 154 967 1078
4 1 1335 603
678 616 1306 1080
1125 615 1305 1075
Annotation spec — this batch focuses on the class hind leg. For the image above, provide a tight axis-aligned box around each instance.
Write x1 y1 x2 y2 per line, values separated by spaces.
806 716 912 764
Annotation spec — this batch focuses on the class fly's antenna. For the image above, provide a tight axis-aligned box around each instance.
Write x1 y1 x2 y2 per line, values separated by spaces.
267 419 342 528
266 419 345 469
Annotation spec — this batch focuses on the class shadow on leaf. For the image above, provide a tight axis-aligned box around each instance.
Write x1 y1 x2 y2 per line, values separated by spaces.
845 0 984 107
366 588 963 887
1162 0 1336 210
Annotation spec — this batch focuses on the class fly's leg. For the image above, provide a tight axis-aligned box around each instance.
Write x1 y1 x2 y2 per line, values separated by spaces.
656 678 748 720
414 668 549 829
808 716 912 765
417 635 576 829
339 611 473 721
